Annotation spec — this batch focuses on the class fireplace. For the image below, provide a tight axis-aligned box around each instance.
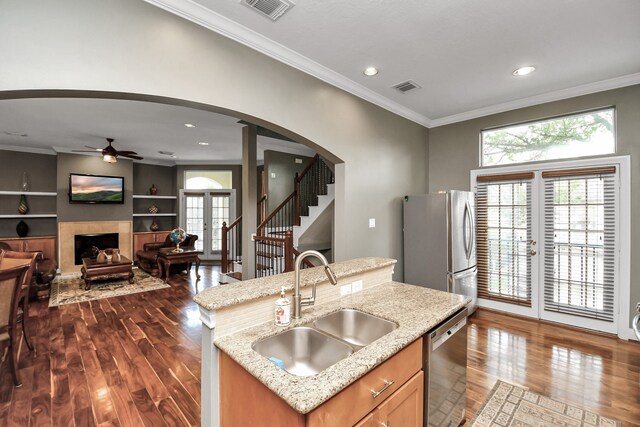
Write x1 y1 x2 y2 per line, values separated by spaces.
74 233 119 265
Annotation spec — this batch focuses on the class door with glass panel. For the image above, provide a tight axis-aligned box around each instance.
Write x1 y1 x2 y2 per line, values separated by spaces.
473 163 620 333
180 190 235 261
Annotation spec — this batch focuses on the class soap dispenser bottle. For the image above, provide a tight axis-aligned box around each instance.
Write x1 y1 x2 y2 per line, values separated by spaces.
275 286 290 326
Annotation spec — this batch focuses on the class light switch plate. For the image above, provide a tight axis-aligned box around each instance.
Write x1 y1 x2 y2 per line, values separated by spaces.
295 158 303 164
369 218 376 228
270 172 276 178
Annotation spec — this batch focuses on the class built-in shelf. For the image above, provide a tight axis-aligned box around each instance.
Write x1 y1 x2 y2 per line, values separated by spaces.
132 213 177 217
0 191 57 196
0 214 57 218
133 195 177 199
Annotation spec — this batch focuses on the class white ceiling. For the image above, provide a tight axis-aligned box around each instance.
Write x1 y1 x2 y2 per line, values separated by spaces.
148 0 640 126
0 98 315 164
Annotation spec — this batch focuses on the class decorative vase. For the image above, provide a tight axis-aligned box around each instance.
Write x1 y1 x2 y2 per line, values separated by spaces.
96 250 107 263
149 219 160 232
148 204 159 214
16 220 29 238
21 172 30 192
18 194 29 215
111 249 121 262
149 184 158 195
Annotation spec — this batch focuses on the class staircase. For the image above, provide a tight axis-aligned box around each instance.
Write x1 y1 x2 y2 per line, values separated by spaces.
221 154 334 281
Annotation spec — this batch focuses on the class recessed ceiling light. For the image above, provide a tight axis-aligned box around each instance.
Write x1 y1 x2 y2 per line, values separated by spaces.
363 67 379 76
513 66 536 76
198 142 209 146
184 123 196 128
171 155 177 158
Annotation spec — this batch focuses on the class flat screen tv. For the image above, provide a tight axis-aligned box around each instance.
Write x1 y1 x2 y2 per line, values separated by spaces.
69 173 125 204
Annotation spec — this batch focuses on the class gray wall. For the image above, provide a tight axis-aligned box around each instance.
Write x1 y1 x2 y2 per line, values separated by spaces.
0 0 429 280
56 153 133 222
133 163 177 232
0 150 57 236
176 164 243 219
264 150 313 213
428 84 640 327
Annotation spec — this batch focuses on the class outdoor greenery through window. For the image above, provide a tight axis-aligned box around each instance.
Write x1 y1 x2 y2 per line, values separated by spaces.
481 108 615 166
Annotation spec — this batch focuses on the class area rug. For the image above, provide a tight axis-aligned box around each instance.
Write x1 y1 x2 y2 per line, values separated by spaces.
469 380 620 427
49 269 170 307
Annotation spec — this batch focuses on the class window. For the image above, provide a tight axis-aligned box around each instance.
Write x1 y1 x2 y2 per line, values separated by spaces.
185 170 232 189
481 108 615 167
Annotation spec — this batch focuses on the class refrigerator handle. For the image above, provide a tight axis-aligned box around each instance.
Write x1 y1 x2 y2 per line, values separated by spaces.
468 200 475 257
463 201 472 260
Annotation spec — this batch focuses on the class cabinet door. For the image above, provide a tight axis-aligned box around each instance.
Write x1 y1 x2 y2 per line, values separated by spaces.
354 412 377 427
133 233 156 253
375 371 424 427
24 237 56 260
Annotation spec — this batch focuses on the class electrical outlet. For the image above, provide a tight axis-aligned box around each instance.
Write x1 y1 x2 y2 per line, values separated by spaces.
340 284 352 296
352 280 363 293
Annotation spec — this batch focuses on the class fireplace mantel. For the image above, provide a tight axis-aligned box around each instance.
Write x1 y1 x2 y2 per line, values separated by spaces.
58 221 133 273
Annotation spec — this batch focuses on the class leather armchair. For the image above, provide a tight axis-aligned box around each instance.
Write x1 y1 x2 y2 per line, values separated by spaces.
136 234 198 276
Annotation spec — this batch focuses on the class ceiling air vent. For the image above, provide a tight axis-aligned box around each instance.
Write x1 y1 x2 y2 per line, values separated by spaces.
240 0 295 21
158 150 174 156
393 80 421 94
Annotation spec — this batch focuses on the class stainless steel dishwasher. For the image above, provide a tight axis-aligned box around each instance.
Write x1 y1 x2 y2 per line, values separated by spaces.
423 308 468 427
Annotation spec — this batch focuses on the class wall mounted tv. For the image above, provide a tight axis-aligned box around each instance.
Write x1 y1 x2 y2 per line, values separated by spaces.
69 173 125 204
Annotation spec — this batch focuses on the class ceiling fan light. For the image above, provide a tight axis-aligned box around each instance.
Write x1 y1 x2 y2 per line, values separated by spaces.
103 154 117 163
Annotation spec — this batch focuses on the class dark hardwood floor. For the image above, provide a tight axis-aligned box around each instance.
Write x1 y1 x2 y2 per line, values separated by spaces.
1 267 639 426
467 309 640 426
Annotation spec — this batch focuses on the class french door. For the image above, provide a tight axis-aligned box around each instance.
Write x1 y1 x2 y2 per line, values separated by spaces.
179 190 236 261
472 157 628 334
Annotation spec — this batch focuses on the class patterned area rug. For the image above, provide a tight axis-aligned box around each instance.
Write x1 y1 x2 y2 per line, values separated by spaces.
49 269 170 307
470 380 620 427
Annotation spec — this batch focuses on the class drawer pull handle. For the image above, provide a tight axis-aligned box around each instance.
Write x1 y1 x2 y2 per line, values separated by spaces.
371 379 395 398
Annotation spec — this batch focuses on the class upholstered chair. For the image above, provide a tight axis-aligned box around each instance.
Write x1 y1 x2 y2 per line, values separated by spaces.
0 264 30 386
0 251 39 352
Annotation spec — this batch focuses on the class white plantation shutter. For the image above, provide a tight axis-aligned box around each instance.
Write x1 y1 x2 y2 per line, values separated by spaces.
476 172 534 306
542 167 617 321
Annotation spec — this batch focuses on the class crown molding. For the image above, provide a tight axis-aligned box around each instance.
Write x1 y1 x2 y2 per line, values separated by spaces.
0 144 56 155
143 0 432 127
430 72 640 128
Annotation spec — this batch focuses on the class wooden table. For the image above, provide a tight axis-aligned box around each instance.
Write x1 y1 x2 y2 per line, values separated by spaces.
156 247 201 282
81 255 134 290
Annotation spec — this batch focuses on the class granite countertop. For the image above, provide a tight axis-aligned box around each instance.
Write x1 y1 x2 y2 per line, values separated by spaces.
214 281 469 414
194 257 396 311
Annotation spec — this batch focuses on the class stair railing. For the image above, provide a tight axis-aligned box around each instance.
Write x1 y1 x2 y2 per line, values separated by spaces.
257 194 267 225
221 216 242 274
254 233 294 278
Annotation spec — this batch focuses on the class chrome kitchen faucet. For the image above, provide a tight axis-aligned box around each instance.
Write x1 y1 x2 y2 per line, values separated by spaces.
293 250 338 319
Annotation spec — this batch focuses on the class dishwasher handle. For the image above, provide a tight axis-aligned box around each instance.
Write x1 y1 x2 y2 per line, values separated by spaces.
431 317 467 352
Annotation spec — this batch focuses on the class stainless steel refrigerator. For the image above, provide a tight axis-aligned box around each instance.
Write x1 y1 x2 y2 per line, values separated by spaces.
403 191 477 313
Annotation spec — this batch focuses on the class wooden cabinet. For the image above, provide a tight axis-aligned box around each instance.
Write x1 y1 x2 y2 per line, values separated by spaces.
0 236 56 260
369 371 423 427
220 338 424 427
133 231 170 254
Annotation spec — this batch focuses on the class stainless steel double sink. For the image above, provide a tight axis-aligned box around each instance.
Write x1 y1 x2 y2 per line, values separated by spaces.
252 309 398 376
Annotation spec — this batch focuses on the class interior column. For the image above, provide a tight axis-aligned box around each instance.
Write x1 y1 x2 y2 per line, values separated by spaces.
242 125 257 279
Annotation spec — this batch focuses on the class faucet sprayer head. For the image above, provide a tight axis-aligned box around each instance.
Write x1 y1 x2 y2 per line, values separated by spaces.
324 265 338 285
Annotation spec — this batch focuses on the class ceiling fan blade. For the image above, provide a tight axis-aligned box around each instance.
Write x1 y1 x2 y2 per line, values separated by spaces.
117 153 144 160
72 150 100 153
85 145 101 150
115 150 139 156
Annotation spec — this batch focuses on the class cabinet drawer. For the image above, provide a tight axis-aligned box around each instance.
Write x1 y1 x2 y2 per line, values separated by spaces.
307 338 422 427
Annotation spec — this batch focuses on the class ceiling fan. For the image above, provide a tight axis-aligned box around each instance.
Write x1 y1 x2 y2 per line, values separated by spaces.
73 138 143 163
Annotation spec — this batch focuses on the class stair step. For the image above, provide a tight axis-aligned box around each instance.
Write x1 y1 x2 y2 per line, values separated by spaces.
226 271 242 281
256 251 282 259
256 263 274 271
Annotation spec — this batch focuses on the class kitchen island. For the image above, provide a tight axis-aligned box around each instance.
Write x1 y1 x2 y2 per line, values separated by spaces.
194 257 469 427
